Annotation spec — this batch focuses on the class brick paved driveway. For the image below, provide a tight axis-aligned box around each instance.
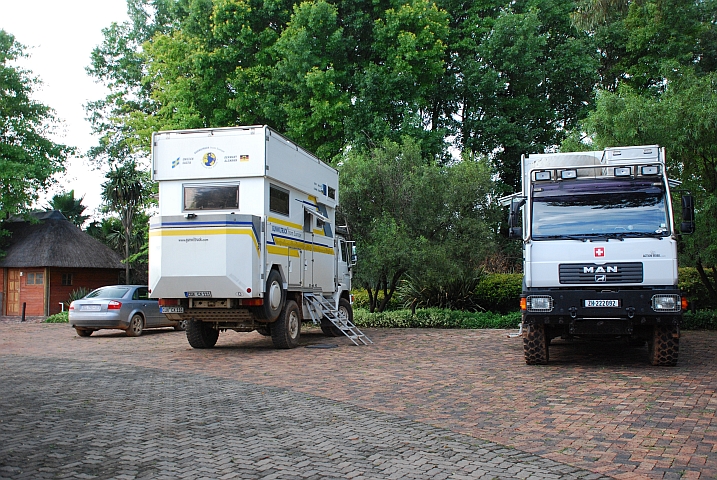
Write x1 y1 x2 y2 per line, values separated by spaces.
1 323 716 479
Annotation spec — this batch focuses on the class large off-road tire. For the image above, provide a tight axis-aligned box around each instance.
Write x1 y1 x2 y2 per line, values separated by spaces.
271 300 301 349
186 319 219 349
321 297 351 337
255 269 285 322
648 325 679 366
75 328 93 337
126 314 144 337
523 323 549 365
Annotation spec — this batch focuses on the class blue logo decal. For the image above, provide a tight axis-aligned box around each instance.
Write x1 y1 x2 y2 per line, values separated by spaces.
202 152 217 167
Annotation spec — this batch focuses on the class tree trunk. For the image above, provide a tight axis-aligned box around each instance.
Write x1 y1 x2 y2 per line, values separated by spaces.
695 258 717 299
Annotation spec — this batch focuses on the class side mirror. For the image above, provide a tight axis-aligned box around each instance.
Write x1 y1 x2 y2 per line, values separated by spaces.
508 198 526 239
680 195 695 234
350 245 357 266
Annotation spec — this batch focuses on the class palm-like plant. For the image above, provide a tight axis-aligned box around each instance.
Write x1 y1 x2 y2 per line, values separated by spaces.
101 161 151 283
47 190 89 227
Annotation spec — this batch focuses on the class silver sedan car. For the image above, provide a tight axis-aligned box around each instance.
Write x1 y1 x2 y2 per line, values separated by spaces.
69 285 185 337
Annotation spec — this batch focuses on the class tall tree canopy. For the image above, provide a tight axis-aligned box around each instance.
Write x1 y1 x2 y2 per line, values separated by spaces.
0 30 73 221
86 0 597 184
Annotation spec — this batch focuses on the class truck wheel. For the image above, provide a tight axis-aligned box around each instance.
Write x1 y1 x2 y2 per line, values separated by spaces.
75 328 93 337
322 297 351 337
186 319 219 349
523 323 549 365
648 325 679 366
256 269 285 322
271 300 301 349
126 314 144 337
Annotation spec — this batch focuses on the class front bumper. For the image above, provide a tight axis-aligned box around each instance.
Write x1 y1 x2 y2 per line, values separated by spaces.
521 288 682 331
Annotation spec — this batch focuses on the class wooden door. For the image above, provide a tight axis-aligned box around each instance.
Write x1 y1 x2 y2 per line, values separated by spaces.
7 269 20 316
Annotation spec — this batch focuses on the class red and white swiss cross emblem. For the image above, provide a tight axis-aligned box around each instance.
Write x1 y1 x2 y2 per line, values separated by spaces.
594 247 605 257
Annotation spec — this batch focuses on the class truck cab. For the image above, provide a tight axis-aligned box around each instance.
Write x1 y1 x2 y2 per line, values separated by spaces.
505 146 694 365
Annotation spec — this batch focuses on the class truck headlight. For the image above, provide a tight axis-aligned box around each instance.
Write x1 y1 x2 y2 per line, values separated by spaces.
527 295 554 312
651 294 681 312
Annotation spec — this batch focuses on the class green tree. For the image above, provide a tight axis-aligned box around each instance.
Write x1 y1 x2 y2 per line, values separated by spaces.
453 0 599 192
338 137 497 311
47 190 89 227
0 30 73 222
101 161 152 283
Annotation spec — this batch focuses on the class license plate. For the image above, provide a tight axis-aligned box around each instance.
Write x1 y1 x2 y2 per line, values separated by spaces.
80 305 101 311
584 299 619 307
161 306 185 314
185 291 211 297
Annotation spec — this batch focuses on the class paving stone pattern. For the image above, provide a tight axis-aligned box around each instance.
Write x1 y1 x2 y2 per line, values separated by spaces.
0 357 605 480
1 323 717 479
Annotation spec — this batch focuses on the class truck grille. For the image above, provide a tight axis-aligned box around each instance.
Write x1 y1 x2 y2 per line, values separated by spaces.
559 262 643 284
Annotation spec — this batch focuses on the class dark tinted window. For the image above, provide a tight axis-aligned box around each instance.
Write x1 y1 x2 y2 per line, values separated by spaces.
184 184 239 210
270 184 290 215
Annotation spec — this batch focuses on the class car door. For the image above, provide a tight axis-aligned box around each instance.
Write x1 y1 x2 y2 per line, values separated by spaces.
133 287 163 327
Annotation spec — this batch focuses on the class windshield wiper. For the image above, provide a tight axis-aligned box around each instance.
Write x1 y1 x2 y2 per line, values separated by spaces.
533 234 590 241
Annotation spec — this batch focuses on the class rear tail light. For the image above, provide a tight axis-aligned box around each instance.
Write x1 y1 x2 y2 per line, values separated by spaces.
158 298 179 306
69 302 75 311
108 301 122 310
240 298 263 306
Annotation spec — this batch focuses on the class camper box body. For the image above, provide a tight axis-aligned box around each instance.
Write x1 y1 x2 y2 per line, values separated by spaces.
148 126 361 350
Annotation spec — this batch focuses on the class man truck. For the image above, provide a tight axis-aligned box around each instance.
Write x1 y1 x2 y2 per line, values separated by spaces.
148 125 370 349
504 145 694 365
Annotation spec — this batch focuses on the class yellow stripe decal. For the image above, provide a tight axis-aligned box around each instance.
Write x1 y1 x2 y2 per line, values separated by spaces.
150 227 260 254
267 216 302 229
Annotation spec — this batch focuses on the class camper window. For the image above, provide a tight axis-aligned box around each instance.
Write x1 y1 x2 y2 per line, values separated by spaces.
184 184 239 210
270 184 290 216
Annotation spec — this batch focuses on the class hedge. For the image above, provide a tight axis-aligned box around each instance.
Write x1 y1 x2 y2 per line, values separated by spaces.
352 307 717 330
353 308 521 329
44 311 69 323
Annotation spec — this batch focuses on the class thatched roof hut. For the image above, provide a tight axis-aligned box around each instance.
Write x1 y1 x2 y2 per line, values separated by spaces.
0 211 124 316
0 211 123 269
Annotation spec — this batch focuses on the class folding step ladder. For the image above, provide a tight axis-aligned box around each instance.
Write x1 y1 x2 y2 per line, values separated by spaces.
303 292 372 346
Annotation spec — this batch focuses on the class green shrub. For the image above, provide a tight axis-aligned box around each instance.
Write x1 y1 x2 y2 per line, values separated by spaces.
353 307 521 329
474 273 523 313
679 267 717 310
66 287 92 308
682 310 717 330
45 311 69 323
397 272 484 311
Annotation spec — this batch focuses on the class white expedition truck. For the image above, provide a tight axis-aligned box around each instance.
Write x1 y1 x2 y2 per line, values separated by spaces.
504 145 694 366
149 125 370 349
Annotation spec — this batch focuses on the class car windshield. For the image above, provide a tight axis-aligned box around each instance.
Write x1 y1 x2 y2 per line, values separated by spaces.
85 287 130 299
531 179 669 239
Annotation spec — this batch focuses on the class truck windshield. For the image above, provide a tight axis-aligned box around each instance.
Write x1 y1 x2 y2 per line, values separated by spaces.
531 179 669 239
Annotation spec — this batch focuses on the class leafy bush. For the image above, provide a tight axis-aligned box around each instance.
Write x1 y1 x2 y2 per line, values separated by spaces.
474 273 523 313
353 308 521 329
44 311 69 323
679 267 717 310
682 310 717 330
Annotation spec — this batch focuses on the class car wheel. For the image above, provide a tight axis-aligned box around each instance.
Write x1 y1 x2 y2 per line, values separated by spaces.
174 319 187 331
126 314 144 337
75 328 93 337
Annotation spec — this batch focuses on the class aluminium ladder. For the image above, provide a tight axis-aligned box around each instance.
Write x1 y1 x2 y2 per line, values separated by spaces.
303 292 372 346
